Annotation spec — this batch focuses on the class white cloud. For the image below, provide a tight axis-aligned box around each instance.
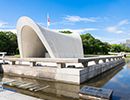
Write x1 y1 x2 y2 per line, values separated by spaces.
0 20 16 31
0 29 16 33
0 21 16 33
65 15 96 22
0 21 8 28
52 28 98 34
107 39 126 44
94 36 126 44
118 19 129 26
43 15 99 26
106 26 123 34
49 20 75 26
106 19 129 34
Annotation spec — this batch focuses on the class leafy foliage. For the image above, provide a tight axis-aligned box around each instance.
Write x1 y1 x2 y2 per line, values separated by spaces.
110 44 130 52
59 30 72 34
0 31 18 55
81 33 110 54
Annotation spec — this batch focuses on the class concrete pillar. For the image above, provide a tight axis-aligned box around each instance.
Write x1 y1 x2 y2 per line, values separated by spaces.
112 58 115 61
108 58 111 62
1 53 6 64
57 63 66 68
102 59 106 63
10 61 15 65
82 62 88 67
95 60 99 64
30 61 36 67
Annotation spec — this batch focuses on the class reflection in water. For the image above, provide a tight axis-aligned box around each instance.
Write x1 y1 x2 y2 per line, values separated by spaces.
1 74 79 100
0 61 130 100
82 63 124 87
102 62 130 100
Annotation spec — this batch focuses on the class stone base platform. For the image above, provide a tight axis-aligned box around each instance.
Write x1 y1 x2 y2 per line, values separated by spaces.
0 59 125 84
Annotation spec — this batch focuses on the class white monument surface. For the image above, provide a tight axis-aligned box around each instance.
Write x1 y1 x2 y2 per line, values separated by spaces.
17 16 84 58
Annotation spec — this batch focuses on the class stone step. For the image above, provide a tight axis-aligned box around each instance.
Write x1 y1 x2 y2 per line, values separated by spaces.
2 79 49 92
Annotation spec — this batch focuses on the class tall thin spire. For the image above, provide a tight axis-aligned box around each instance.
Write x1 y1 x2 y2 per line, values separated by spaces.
47 13 50 28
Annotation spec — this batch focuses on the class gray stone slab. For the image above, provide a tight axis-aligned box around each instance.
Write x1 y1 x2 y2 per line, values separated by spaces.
79 86 113 100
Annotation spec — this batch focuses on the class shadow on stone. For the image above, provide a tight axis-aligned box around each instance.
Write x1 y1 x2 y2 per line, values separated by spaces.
0 66 4 82
0 63 4 74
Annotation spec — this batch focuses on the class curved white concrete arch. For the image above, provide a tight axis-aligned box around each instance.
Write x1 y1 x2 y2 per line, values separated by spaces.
17 16 84 58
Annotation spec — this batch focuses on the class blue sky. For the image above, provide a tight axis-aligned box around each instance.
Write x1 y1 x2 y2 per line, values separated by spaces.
0 0 130 43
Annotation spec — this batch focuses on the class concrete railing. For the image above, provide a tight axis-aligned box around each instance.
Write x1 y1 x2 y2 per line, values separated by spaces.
79 56 123 67
0 52 7 63
0 52 6 58
0 55 123 68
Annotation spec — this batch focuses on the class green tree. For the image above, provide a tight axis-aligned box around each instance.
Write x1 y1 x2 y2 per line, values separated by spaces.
110 44 130 52
0 31 18 55
59 30 72 34
81 33 110 54
110 44 123 52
